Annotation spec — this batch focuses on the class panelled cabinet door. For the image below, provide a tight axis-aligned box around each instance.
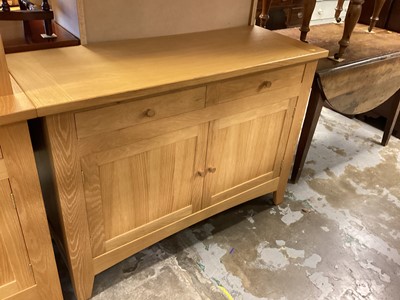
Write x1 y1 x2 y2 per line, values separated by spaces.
202 97 297 208
80 124 208 258
0 178 35 299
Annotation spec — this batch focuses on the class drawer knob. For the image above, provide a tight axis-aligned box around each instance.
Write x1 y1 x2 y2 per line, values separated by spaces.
145 109 156 117
197 170 207 177
261 81 272 89
208 167 217 173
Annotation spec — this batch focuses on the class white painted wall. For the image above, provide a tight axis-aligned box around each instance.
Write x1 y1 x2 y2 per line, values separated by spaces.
0 21 24 43
1 0 255 44
51 0 80 38
78 0 254 43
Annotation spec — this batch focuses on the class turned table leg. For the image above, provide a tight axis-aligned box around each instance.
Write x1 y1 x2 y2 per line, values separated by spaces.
334 0 365 59
334 0 346 22
381 89 400 146
259 0 273 28
368 0 387 32
291 78 324 183
300 0 317 42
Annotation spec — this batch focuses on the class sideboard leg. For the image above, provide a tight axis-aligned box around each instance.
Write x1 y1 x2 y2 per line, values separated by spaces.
45 113 95 300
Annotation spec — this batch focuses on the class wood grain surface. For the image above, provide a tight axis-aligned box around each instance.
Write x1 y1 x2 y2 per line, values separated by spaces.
0 122 62 300
0 36 36 125
6 26 327 116
45 113 95 300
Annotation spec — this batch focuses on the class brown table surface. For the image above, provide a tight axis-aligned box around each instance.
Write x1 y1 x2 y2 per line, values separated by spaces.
3 21 80 54
277 23 400 75
277 23 400 182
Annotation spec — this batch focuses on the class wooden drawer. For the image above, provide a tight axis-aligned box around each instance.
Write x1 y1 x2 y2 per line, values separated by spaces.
287 7 304 27
75 87 206 139
206 64 305 105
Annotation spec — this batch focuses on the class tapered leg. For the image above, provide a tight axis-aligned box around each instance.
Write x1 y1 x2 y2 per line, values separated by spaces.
334 0 346 22
259 0 273 28
368 0 387 32
381 89 400 146
300 0 317 42
334 0 365 59
290 78 324 183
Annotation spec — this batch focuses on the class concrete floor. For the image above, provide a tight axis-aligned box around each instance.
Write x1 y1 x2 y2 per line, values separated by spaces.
60 107 400 299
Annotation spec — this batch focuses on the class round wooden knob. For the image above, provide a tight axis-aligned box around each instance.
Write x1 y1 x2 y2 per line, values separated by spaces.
208 167 217 173
261 81 272 89
145 109 156 117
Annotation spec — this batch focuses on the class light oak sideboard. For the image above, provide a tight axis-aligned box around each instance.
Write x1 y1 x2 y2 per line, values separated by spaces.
0 38 62 300
6 26 327 300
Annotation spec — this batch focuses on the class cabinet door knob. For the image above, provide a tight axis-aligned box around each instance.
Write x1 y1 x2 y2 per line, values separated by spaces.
208 167 217 173
261 80 272 89
145 109 156 117
197 170 207 177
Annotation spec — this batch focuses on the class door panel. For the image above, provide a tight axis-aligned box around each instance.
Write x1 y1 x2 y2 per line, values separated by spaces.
0 179 35 299
81 124 208 257
203 98 296 207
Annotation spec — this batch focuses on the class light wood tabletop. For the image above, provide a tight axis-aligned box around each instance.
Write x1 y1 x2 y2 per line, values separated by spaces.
6 26 327 116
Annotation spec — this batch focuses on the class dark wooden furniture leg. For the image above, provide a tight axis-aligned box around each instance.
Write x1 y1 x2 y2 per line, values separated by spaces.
1 0 10 11
335 0 346 22
300 0 317 42
381 89 400 146
335 0 365 59
259 0 273 28
368 0 387 32
291 78 325 183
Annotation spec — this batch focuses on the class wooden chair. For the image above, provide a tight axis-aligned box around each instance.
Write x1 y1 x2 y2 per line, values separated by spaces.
301 0 387 59
259 0 387 59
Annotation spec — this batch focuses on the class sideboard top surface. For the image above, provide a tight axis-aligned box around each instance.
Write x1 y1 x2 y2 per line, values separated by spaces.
6 26 327 116
0 77 36 125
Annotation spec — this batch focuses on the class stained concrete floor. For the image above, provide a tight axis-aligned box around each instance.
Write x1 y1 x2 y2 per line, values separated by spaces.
59 107 400 299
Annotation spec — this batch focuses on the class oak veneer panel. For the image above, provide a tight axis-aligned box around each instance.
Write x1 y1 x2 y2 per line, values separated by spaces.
273 61 317 204
0 36 12 97
203 98 295 208
93 177 279 274
80 124 208 257
104 206 193 252
75 87 206 138
77 84 301 157
44 113 94 299
0 159 8 180
6 26 327 117
0 122 63 300
0 78 37 125
206 64 304 105
0 179 34 299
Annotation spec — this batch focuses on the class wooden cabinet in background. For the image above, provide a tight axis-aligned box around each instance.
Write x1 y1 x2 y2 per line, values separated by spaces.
256 0 304 29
